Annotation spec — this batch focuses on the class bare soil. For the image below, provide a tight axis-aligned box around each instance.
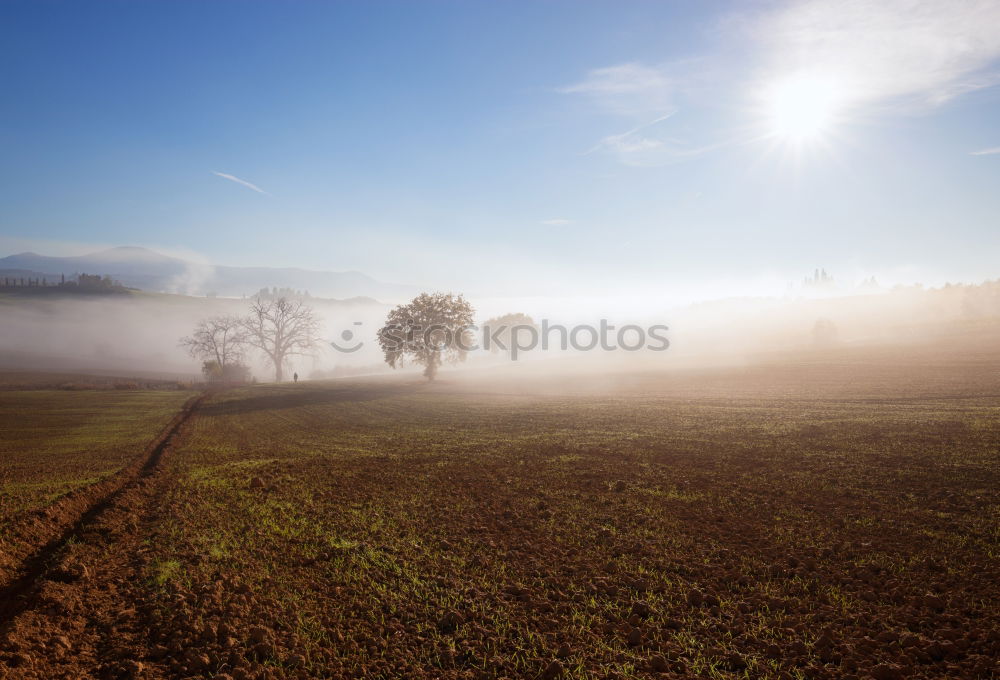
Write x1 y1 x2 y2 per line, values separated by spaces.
0 356 998 680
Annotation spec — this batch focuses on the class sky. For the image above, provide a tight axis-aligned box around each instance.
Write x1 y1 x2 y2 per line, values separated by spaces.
1 0 999 300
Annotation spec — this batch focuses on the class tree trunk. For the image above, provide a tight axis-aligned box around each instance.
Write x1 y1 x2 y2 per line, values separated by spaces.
275 363 283 382
423 352 440 381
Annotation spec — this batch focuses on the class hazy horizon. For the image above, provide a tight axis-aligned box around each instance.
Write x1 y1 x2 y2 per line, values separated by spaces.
1 240 997 306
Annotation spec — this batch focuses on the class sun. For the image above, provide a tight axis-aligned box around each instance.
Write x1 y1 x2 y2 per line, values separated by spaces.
764 74 845 143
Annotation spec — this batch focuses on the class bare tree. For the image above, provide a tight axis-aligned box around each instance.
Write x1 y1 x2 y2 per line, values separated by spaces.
242 296 320 382
377 292 475 381
180 315 248 379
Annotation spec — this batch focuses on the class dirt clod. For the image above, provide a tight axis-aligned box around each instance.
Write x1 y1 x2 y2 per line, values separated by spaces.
650 654 669 673
541 659 564 678
438 610 464 632
871 663 905 680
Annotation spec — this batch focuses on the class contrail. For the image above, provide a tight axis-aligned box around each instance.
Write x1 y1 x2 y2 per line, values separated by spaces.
584 111 678 156
212 171 269 195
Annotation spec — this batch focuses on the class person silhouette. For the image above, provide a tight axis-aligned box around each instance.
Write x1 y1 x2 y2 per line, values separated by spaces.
293 372 298 383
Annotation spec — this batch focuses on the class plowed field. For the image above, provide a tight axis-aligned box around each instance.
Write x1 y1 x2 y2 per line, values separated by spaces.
0 360 997 680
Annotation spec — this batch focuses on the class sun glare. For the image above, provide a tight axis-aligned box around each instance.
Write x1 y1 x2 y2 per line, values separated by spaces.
765 74 845 143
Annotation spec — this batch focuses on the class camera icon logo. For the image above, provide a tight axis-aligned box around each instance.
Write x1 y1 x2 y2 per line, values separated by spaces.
330 321 364 353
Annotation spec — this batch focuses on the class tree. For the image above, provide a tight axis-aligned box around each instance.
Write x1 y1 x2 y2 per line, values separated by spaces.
242 296 320 382
482 312 538 359
200 360 252 384
180 315 249 382
377 292 475 381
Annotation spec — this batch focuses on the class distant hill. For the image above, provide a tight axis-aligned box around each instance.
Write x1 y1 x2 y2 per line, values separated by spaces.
0 247 417 301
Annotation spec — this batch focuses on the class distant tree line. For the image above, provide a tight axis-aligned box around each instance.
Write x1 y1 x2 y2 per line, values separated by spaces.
255 286 312 300
0 272 128 292
803 268 834 288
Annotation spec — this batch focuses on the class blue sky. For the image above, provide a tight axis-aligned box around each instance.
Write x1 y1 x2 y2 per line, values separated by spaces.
2 0 999 298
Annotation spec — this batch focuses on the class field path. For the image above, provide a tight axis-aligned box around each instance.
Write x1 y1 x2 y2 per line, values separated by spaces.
0 392 206 676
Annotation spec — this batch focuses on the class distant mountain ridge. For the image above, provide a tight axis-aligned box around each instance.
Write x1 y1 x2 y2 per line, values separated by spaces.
0 247 416 301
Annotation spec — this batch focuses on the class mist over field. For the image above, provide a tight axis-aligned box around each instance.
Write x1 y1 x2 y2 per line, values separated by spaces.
2 269 999 382
0 291 387 379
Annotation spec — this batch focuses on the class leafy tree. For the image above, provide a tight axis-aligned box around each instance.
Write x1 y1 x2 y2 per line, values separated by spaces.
482 312 538 359
242 296 320 382
378 292 475 381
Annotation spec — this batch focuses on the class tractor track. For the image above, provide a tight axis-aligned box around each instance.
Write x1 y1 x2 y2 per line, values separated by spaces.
0 392 205 631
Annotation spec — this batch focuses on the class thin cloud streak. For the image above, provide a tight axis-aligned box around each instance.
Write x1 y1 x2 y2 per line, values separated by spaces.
559 62 675 118
585 112 734 166
970 147 1000 156
212 171 270 195
562 60 732 166
584 112 677 155
540 218 573 226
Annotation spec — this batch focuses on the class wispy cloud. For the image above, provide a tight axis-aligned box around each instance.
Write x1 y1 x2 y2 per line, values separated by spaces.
584 111 728 166
587 113 670 164
559 63 675 119
539 218 573 226
564 1 1000 168
970 147 1000 156
561 67 716 165
212 171 269 195
750 0 1000 111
